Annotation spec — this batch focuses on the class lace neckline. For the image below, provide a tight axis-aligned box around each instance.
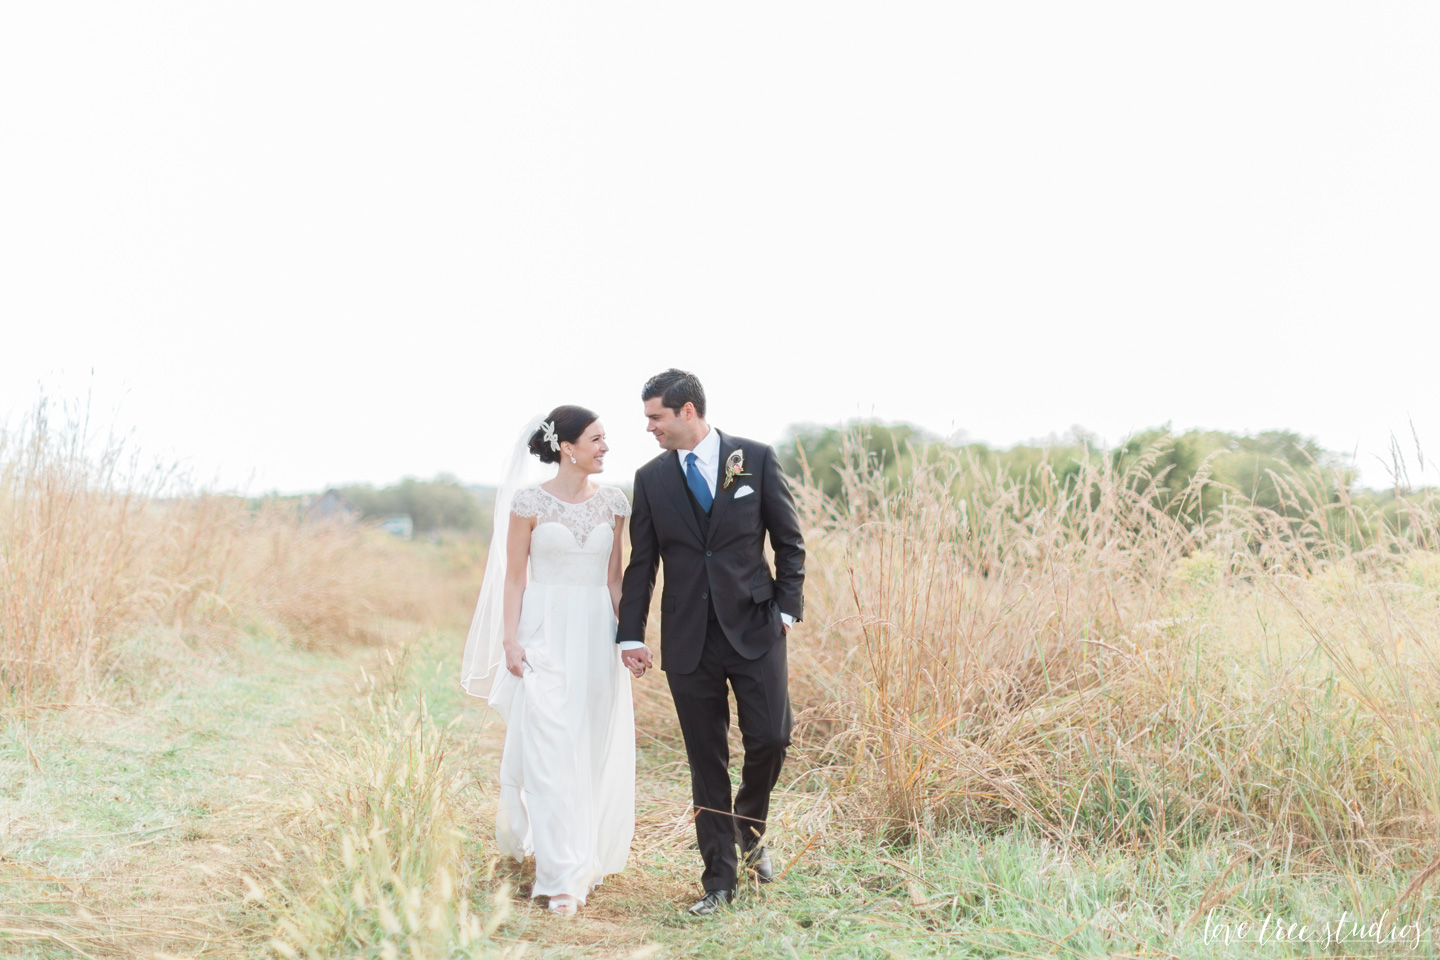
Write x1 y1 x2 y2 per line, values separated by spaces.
538 484 600 506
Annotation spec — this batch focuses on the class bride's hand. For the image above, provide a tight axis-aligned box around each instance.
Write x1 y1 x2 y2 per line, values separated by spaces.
621 647 651 678
504 641 526 677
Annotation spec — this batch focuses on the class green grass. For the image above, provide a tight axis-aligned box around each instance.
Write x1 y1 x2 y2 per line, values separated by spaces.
387 631 1440 960
0 627 361 958
599 833 1433 959
2 628 337 858
5 625 1437 959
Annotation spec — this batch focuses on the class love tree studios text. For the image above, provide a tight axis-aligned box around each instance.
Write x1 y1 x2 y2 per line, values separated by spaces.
1201 909 1429 951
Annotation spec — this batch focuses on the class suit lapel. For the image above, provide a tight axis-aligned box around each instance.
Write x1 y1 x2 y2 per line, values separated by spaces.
657 450 705 543
706 430 740 541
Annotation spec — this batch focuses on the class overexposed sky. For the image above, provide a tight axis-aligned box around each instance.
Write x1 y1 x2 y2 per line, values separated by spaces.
3 3 1437 492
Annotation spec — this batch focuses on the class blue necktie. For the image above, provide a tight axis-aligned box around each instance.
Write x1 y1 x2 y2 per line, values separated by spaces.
685 452 713 512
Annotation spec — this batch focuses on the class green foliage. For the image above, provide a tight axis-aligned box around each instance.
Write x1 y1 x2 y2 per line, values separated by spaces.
779 421 1107 502
777 420 1399 549
1109 426 1355 525
778 421 946 500
340 474 484 534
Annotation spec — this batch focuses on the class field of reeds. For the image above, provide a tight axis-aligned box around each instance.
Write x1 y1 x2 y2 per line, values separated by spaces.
783 431 1440 865
5 398 1440 958
0 399 480 708
0 402 488 957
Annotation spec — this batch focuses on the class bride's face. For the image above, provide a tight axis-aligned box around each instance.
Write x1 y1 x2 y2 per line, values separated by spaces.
566 420 608 474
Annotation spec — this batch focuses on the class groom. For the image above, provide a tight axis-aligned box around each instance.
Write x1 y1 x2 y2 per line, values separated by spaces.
617 368 806 915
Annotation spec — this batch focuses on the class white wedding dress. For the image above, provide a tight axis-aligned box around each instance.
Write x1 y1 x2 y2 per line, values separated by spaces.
488 483 635 904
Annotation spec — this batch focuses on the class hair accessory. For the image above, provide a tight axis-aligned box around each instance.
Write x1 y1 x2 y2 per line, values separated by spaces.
541 419 560 452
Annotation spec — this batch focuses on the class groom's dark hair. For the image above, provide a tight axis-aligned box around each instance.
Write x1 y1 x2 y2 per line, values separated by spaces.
641 368 706 418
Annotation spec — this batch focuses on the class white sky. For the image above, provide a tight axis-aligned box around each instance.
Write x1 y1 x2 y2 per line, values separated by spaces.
3 3 1437 493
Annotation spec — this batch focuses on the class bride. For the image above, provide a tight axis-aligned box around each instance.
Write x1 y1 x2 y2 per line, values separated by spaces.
459 405 641 917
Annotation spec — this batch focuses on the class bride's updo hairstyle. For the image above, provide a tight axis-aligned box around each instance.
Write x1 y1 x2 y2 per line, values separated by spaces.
528 405 598 464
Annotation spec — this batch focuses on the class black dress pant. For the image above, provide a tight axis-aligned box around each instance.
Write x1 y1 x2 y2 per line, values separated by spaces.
666 613 793 892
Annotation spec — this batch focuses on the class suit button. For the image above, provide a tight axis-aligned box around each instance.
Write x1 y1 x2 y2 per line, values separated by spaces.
705 550 712 557
701 592 708 600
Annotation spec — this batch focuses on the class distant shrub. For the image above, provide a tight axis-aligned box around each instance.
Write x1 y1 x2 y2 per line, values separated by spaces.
340 474 484 534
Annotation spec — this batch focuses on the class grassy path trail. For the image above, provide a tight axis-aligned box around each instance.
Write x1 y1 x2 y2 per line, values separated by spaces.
8 627 1428 959
402 629 798 959
1 627 823 959
0 629 398 958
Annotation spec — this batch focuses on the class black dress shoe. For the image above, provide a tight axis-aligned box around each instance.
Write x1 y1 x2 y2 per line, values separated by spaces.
743 844 774 883
687 888 734 915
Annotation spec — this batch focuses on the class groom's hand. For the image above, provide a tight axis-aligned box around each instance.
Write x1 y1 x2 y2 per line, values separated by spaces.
621 646 653 677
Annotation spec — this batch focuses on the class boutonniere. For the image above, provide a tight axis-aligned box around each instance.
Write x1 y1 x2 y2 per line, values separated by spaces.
722 449 752 490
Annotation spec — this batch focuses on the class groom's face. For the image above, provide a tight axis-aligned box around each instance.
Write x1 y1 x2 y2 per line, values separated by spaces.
644 397 700 451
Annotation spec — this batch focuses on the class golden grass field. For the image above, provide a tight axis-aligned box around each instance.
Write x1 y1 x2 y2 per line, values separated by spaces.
4 401 1440 958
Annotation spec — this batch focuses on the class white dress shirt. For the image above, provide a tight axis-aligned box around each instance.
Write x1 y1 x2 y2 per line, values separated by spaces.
676 422 723 498
619 426 792 655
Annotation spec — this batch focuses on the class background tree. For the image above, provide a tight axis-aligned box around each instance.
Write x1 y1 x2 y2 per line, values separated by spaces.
777 419 1375 546
340 474 484 534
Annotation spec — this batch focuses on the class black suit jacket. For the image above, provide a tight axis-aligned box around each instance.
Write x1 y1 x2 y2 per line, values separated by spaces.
617 430 806 674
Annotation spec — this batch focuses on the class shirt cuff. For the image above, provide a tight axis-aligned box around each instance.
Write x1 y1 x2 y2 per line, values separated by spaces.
617 640 649 651
780 612 795 627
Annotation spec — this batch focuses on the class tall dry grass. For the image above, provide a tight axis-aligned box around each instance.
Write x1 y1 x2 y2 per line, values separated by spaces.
0 398 479 707
782 427 1440 874
255 653 508 960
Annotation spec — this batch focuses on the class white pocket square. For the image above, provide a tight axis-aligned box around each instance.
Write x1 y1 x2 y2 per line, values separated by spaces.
733 485 755 499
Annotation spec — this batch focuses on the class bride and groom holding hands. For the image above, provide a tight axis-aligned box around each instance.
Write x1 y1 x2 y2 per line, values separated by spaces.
460 368 807 917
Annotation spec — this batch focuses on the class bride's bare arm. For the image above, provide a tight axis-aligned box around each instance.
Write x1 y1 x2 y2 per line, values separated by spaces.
608 516 626 619
502 512 533 676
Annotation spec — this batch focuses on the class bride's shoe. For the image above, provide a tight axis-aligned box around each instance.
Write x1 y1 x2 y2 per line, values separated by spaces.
547 894 578 916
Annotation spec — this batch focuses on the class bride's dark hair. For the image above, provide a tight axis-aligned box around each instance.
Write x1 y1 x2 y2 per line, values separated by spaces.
528 405 598 464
